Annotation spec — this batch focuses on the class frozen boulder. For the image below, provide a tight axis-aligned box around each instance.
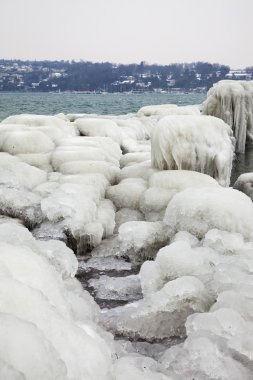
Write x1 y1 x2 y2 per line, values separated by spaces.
106 178 147 210
0 313 69 380
164 187 253 239
140 170 218 220
75 118 122 144
118 221 169 259
115 208 144 233
137 104 200 117
1 114 69 128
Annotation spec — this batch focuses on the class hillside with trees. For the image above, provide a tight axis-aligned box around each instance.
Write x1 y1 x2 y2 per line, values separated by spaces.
0 59 250 93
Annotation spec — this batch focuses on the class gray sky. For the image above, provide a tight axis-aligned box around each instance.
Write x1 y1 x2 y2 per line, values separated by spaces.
1 0 252 68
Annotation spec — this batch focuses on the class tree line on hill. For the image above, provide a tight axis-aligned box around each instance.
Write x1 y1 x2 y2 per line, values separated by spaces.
0 59 251 92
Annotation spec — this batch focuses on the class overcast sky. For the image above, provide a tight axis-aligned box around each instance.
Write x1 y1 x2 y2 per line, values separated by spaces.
1 0 252 68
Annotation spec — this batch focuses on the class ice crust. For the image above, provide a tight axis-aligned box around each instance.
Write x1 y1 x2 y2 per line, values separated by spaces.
1 100 253 379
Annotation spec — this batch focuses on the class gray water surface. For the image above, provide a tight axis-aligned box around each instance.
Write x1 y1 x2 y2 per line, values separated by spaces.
0 92 206 121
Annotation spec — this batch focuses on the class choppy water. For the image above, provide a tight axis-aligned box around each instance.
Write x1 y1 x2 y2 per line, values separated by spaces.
0 92 206 121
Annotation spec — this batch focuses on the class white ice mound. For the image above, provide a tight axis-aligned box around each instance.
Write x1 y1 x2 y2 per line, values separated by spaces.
118 221 169 258
1 114 68 128
41 183 97 234
139 240 214 297
140 170 218 221
75 118 122 144
115 117 151 140
164 187 253 239
0 221 114 380
202 80 253 153
137 104 200 117
60 160 120 184
0 130 55 154
115 208 144 233
0 114 77 162
0 153 47 189
106 178 147 209
120 152 151 168
151 115 234 186
52 136 121 171
117 160 157 181
0 313 69 380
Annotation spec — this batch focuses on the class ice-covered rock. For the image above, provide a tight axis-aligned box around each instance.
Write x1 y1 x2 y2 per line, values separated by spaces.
115 208 144 233
75 117 122 144
202 80 253 153
116 117 151 140
164 187 253 239
234 172 253 200
120 152 151 168
0 152 47 189
60 160 120 183
140 170 218 220
151 115 234 186
118 221 169 259
137 103 200 117
161 332 253 380
0 313 69 380
41 183 97 236
121 138 151 154
106 178 147 210
139 240 215 297
118 160 157 181
0 220 114 380
1 113 70 128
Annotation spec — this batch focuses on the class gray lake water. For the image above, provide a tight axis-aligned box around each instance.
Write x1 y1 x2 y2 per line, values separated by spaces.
0 92 205 121
0 91 252 184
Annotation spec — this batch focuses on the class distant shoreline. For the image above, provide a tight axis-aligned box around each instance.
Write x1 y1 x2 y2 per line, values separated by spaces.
0 89 207 95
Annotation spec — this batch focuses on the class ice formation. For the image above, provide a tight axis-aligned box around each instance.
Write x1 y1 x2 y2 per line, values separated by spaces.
151 115 234 186
1 104 253 379
202 80 253 153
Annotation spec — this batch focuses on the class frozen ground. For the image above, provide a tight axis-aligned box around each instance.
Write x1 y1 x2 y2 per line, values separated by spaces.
1 82 253 379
